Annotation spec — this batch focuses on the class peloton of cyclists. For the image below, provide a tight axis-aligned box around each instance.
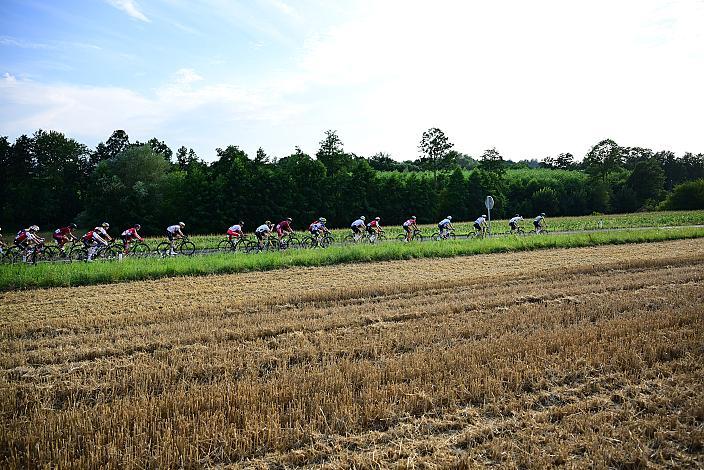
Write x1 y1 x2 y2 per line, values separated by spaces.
367 216 382 242
227 222 245 242
402 216 418 242
534 213 547 233
255 221 274 250
166 222 186 255
438 216 454 239
508 214 523 234
120 224 144 254
53 223 78 255
350 216 366 241
82 223 112 261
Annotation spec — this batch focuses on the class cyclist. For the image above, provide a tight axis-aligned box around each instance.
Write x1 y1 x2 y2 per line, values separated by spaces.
82 222 111 261
276 218 294 244
53 223 78 255
14 225 43 260
534 213 546 233
0 227 5 252
227 222 245 242
402 216 418 242
473 215 488 236
509 214 523 234
166 222 186 255
255 221 273 250
367 216 383 242
309 217 330 242
120 224 144 254
350 216 366 241
438 216 454 239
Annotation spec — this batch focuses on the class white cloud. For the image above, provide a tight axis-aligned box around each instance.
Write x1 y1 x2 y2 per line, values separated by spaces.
106 0 150 22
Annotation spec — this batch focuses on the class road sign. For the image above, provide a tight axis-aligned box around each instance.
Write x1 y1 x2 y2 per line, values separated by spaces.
485 196 494 210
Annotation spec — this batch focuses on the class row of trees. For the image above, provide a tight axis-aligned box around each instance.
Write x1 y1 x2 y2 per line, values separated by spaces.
1 129 702 235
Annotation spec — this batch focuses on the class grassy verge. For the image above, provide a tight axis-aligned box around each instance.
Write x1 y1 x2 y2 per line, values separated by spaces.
1 227 703 291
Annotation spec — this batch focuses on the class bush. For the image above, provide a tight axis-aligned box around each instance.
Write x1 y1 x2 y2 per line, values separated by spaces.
661 179 704 210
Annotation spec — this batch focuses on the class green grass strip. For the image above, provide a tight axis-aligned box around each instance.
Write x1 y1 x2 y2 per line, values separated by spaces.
1 227 703 291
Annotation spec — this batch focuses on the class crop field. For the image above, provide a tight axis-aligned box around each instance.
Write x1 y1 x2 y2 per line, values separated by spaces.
1 238 703 468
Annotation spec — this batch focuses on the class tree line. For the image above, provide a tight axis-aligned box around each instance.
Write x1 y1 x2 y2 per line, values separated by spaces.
1 129 703 235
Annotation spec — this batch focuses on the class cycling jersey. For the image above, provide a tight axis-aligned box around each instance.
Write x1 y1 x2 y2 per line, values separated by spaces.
368 220 379 229
351 219 365 228
14 230 29 243
121 227 141 240
54 227 73 237
255 224 270 233
167 224 181 234
438 218 451 228
534 215 544 223
276 221 292 232
310 222 324 233
475 217 486 225
228 224 242 233
509 216 522 225
94 227 108 238
403 219 415 227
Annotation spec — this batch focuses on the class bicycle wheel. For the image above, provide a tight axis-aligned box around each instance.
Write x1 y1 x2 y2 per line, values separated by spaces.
217 239 234 252
69 247 88 262
98 245 122 261
320 235 334 248
343 233 356 244
130 242 151 258
412 233 425 242
300 236 314 249
38 245 61 262
156 241 171 257
179 240 196 256
396 233 407 241
283 235 301 250
431 232 441 241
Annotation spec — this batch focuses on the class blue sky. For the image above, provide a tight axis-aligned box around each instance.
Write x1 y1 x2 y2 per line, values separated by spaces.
1 0 703 161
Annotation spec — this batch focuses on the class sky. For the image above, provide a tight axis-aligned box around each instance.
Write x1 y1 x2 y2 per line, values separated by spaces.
1 0 703 162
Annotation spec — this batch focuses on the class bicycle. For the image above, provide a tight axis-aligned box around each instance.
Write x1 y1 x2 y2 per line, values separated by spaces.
343 229 369 244
6 241 60 264
300 233 334 249
217 236 250 253
508 225 526 236
397 228 424 242
431 228 456 241
156 236 196 257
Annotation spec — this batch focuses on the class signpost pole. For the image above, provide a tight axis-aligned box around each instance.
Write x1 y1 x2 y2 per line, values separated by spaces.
485 195 495 237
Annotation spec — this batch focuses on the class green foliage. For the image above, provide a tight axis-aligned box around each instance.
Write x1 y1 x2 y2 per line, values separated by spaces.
661 179 704 210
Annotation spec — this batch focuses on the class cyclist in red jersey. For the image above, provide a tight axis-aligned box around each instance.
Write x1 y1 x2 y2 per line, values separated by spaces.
53 223 78 255
120 224 144 254
367 216 383 242
276 218 293 243
227 222 245 241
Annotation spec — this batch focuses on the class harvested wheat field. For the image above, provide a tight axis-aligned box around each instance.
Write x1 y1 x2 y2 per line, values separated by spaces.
1 239 704 468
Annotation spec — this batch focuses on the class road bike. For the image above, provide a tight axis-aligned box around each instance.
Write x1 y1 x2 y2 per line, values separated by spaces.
396 228 424 242
300 233 334 249
217 236 250 253
156 236 196 257
431 228 456 241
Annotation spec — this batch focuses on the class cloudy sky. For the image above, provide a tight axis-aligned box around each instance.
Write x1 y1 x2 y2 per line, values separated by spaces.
1 0 703 162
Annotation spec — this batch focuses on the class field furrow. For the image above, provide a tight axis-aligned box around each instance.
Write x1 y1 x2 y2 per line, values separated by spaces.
1 238 703 468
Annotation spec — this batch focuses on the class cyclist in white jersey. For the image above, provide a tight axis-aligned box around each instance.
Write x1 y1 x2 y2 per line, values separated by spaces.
533 213 546 233
255 221 273 250
437 216 453 238
350 216 366 241
473 215 487 236
508 215 523 234
166 222 185 255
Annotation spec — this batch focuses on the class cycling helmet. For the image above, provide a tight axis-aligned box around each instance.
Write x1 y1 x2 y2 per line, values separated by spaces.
411 215 417 219
134 224 141 230
179 222 185 227
265 220 272 225
319 217 327 223
515 214 520 217
482 215 487 218
30 225 39 232
70 223 77 229
447 216 452 220
286 217 292 222
375 217 380 220
240 221 245 225
540 212 546 216
360 216 366 221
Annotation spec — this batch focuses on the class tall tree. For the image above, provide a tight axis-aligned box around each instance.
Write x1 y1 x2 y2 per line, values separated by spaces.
418 127 455 182
584 139 622 181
